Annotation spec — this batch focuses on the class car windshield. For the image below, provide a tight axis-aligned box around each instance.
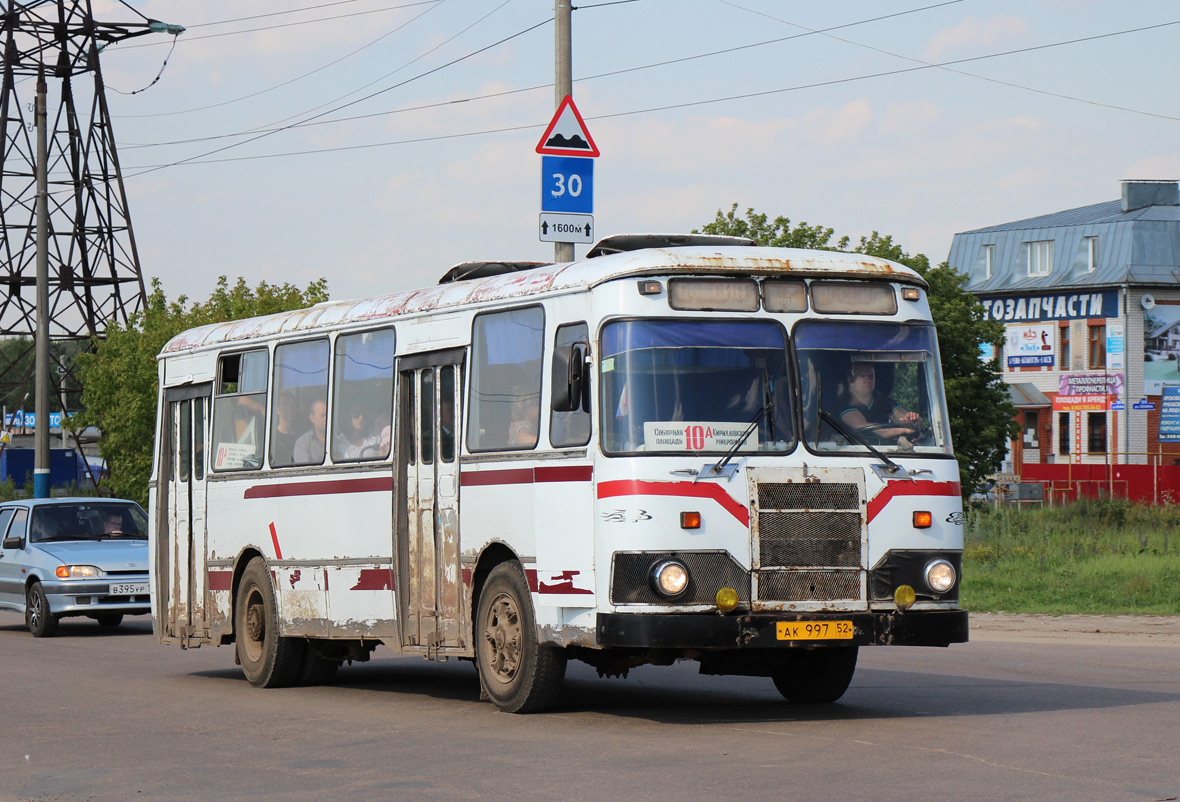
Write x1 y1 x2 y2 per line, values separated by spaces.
29 503 148 543
795 320 953 456
600 319 794 455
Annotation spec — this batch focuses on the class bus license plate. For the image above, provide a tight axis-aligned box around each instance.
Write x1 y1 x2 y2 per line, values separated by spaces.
109 583 148 596
776 620 854 640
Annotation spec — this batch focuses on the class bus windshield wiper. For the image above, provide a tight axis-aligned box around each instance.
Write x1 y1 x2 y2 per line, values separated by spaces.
817 409 901 473
703 401 769 476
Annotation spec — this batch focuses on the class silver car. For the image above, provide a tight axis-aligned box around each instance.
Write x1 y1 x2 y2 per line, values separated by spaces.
0 498 150 637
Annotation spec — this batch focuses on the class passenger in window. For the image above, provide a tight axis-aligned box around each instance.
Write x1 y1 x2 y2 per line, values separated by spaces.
838 362 921 440
335 401 380 459
271 391 301 464
233 396 265 445
507 388 538 447
293 400 327 463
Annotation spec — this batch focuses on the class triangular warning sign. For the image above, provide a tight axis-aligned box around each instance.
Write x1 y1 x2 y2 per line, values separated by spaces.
536 95 600 157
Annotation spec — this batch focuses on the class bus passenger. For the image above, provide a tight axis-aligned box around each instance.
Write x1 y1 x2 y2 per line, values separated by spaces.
271 391 300 464
334 401 379 459
293 400 327 463
838 362 921 440
507 389 538 447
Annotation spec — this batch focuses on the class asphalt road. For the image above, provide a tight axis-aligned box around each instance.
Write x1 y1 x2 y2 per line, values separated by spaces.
1 611 1178 802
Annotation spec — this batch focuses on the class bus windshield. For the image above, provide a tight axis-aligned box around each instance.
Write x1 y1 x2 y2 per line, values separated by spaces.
600 319 794 454
796 320 953 456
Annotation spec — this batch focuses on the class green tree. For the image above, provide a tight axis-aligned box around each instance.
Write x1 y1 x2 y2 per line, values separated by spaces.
74 276 329 506
699 204 1018 496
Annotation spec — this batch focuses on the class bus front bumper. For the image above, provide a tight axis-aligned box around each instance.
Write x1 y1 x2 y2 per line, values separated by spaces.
596 609 968 649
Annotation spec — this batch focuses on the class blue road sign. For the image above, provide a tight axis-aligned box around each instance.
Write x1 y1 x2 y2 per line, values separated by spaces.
541 155 593 214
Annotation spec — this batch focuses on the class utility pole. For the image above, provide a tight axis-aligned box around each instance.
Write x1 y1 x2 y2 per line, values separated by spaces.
34 66 49 498
554 0 573 263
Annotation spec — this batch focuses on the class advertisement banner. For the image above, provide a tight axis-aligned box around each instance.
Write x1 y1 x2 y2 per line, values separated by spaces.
1005 324 1056 367
1059 373 1123 397
1052 394 1113 412
1159 387 1180 441
1106 322 1125 371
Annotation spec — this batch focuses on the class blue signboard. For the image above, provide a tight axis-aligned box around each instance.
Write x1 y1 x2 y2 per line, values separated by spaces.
1133 399 1157 411
541 155 593 214
1159 387 1180 441
979 290 1119 323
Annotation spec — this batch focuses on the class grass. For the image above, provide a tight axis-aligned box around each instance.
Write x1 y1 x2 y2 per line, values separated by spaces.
962 498 1180 616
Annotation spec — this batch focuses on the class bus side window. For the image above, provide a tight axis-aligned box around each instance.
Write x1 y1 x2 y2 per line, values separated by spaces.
270 339 330 468
331 328 395 462
550 322 591 448
467 307 544 452
211 350 268 471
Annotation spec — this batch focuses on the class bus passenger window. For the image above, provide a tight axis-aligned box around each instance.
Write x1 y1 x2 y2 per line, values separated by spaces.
440 365 456 462
550 322 591 448
271 339 329 467
468 307 544 452
332 328 395 462
211 350 268 471
420 370 435 464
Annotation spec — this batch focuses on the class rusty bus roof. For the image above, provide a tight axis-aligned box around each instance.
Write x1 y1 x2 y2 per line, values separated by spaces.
160 245 925 356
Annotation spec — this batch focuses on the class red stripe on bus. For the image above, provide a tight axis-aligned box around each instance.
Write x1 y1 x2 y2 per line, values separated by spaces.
597 480 750 528
460 468 534 487
525 569 539 592
535 465 593 483
269 522 283 560
208 570 232 591
243 476 393 499
350 568 394 591
866 481 961 523
537 570 593 595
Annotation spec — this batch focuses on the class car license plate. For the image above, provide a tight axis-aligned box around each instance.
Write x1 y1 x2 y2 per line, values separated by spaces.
776 620 854 640
109 582 148 596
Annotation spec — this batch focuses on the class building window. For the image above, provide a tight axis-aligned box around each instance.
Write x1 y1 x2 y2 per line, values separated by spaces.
1085 236 1098 272
983 244 995 279
1088 323 1106 369
1087 412 1106 453
1024 410 1039 448
1058 412 1070 455
1027 240 1053 277
1060 323 1071 369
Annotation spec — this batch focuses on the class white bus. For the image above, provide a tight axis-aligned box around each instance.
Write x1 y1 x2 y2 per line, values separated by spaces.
150 234 967 713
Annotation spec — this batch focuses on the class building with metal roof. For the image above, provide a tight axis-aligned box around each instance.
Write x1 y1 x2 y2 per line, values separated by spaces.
948 180 1180 498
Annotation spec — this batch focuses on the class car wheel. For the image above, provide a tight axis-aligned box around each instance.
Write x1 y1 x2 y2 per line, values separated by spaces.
26 581 59 638
475 561 566 713
234 557 304 688
96 614 124 628
771 646 859 703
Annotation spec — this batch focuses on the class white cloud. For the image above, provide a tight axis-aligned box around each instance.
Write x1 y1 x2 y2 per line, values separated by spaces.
879 101 941 135
923 16 1030 62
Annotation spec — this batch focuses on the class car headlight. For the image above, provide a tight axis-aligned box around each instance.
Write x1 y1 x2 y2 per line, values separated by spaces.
56 565 101 579
924 559 956 593
650 560 690 598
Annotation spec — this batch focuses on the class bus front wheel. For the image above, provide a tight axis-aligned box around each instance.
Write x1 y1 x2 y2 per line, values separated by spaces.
475 561 566 713
234 557 304 688
771 646 858 703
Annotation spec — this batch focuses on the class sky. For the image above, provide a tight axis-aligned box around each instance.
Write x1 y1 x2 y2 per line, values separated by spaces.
68 0 1180 304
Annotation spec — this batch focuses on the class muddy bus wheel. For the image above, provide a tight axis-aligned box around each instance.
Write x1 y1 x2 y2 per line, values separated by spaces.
234 557 304 688
771 646 859 703
476 562 566 713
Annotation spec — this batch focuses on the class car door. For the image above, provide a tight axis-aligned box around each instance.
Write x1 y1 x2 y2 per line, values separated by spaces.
0 508 26 608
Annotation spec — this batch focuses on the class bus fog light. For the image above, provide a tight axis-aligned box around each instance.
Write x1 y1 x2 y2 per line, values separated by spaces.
650 560 689 598
715 587 739 612
924 559 956 593
894 585 916 610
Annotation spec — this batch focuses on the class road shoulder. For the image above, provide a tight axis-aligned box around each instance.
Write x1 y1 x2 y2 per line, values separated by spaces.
970 612 1180 647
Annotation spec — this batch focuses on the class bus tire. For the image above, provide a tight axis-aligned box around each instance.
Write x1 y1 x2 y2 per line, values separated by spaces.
475 561 566 713
26 581 58 638
770 646 858 703
234 557 304 688
295 640 340 686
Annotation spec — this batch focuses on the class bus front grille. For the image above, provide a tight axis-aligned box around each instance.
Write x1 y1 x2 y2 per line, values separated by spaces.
753 479 864 602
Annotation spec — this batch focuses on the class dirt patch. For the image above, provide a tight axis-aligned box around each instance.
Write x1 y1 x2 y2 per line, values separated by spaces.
970 612 1180 647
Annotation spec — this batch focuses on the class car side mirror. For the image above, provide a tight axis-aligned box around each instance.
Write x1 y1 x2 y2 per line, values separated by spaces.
551 342 587 413
2 536 22 550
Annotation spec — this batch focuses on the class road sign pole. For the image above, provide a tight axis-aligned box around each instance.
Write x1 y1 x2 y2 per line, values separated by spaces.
554 0 573 263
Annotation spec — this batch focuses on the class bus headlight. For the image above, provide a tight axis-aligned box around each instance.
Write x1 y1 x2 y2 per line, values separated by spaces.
650 560 690 598
924 559 956 593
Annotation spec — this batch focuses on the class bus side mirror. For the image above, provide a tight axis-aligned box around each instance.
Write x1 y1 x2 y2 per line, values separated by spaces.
551 343 587 412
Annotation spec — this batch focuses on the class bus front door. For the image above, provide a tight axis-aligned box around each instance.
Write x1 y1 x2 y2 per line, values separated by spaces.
397 355 464 653
161 387 210 643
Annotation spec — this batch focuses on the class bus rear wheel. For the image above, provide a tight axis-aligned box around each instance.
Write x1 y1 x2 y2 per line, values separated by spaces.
475 562 566 713
771 646 859 703
234 557 304 688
